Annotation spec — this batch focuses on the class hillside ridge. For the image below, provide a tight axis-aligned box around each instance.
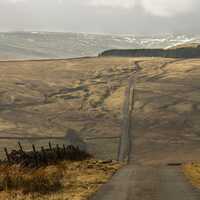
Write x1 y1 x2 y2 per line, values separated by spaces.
99 43 200 58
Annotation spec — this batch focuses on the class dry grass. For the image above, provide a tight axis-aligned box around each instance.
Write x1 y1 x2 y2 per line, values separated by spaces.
183 163 200 189
0 159 122 200
0 165 63 194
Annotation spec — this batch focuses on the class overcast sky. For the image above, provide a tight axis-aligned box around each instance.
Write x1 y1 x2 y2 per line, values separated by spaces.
0 0 199 34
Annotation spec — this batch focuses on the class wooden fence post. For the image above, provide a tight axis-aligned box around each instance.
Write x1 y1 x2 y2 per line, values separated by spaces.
18 142 24 154
56 144 60 159
4 148 10 164
63 144 66 154
41 146 47 163
32 144 38 167
49 141 52 152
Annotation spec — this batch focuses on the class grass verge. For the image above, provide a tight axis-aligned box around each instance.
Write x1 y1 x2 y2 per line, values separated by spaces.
183 163 200 189
0 159 122 200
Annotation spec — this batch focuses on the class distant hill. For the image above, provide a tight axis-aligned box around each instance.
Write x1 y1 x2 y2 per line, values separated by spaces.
99 43 200 58
167 43 200 49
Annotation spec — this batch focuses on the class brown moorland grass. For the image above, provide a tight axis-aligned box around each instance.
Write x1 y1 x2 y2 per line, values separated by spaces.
0 159 122 200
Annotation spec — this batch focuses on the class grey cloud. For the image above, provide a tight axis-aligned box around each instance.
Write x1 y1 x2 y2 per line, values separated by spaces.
0 0 199 34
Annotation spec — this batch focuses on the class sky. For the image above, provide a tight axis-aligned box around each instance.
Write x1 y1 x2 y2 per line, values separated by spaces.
0 0 199 34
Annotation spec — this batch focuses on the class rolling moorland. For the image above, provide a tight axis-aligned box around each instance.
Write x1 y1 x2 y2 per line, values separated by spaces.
0 57 136 159
1 44 200 199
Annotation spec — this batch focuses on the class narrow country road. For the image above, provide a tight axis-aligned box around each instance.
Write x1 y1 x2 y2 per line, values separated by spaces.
91 58 200 200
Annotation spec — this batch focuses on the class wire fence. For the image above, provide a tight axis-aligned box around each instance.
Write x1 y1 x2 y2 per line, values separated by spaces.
0 136 120 161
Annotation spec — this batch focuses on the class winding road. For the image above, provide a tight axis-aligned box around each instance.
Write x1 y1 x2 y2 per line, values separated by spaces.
91 58 200 200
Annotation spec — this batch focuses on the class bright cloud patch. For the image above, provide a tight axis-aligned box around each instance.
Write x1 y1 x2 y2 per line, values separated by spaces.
1 0 198 17
2 0 25 2
0 0 28 3
90 0 135 9
89 0 197 17
142 0 196 17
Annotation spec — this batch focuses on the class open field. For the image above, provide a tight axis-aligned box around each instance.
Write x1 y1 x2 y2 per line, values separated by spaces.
0 57 138 159
1 56 200 199
0 56 200 159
